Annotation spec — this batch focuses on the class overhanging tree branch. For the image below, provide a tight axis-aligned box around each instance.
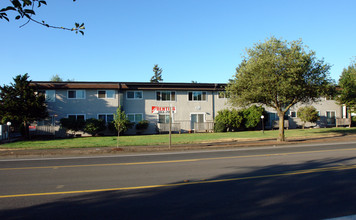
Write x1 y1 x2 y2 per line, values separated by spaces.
0 0 85 35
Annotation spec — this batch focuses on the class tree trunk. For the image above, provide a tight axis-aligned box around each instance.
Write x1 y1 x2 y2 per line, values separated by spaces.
23 121 29 139
117 126 120 148
278 112 285 142
348 109 352 128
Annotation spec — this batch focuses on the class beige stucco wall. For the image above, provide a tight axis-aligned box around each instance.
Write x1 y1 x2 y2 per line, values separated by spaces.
46 89 119 122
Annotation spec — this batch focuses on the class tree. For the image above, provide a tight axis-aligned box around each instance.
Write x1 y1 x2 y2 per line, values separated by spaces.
0 74 48 138
226 37 332 141
336 62 356 127
150 64 163 83
297 106 320 129
113 106 132 147
50 74 63 82
0 0 85 35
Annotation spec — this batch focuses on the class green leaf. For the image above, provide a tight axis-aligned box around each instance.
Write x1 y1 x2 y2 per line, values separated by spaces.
79 30 84 35
15 15 21 20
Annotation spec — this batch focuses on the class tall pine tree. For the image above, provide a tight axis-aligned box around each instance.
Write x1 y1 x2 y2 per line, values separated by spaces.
150 64 163 83
0 74 48 137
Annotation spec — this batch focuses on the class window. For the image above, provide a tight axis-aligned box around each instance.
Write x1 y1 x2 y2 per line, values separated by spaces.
290 111 297 118
38 90 56 102
188 91 207 101
98 90 115 99
156 91 176 101
159 114 170 124
67 114 85 120
127 91 143 100
127 113 143 123
68 90 85 99
98 114 114 123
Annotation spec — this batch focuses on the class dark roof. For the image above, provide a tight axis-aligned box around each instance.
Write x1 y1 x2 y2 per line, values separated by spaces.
31 81 226 91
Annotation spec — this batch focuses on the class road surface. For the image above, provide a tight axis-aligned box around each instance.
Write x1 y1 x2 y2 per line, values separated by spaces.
1 141 356 219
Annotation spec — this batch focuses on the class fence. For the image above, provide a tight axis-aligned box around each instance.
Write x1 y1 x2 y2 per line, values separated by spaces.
157 122 215 133
157 123 181 133
336 118 351 127
194 122 214 132
29 125 66 137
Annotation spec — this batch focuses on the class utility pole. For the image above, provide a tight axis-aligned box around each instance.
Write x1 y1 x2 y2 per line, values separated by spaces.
169 105 172 149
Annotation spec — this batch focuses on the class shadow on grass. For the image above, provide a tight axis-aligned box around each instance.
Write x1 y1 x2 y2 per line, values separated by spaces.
2 157 356 219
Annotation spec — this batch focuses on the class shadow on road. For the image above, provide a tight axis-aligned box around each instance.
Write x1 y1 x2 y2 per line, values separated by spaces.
2 157 356 219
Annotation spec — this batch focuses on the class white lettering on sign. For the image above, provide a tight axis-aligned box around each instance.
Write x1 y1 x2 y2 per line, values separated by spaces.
152 106 176 114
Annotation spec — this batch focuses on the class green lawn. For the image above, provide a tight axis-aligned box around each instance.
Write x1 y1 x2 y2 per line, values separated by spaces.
1 127 356 150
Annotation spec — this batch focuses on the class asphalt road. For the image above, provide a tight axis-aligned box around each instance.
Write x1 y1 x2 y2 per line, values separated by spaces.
2 141 356 219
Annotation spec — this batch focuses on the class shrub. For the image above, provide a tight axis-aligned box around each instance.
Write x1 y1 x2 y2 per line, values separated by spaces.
214 121 226 132
60 117 85 135
84 118 106 136
215 109 243 132
297 106 319 129
135 120 149 130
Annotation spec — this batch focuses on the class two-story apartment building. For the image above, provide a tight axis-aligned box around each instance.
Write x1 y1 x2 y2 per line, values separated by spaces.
32 81 346 135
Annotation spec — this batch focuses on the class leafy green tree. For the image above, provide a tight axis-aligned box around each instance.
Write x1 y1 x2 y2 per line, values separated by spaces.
336 62 356 127
297 106 320 129
243 105 265 129
150 64 163 83
0 0 85 35
113 106 132 147
0 74 48 138
226 37 331 141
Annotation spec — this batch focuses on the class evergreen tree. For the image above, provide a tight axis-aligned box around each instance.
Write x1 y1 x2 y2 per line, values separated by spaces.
150 64 163 83
0 74 48 138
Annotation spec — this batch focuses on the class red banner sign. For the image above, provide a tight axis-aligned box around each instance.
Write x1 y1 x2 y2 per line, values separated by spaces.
152 106 176 114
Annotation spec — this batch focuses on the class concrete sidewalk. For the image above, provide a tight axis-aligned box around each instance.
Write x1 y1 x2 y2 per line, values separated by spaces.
1 133 356 159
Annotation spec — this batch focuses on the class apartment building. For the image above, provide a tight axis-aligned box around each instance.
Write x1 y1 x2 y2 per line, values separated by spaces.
32 81 346 135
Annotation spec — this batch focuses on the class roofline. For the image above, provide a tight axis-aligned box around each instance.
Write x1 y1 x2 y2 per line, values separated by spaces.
31 81 227 91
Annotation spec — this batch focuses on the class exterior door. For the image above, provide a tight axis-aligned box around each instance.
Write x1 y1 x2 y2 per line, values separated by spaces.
326 111 336 125
191 114 204 130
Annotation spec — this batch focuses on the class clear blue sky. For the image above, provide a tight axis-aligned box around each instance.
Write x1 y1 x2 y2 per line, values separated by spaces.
1 0 356 85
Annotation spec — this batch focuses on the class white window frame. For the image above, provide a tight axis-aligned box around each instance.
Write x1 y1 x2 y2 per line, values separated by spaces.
97 113 114 124
156 91 176 102
290 111 297 118
127 113 143 123
188 91 207 102
126 91 143 100
67 114 86 120
97 90 115 99
67 90 86 99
